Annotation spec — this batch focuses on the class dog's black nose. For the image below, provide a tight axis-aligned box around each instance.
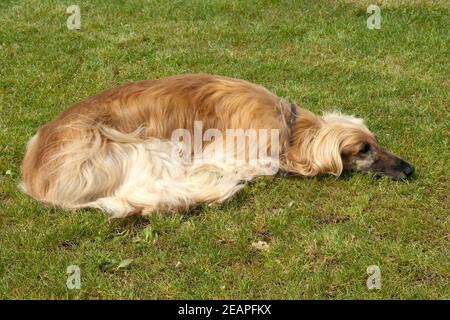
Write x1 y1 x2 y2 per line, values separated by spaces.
403 164 414 176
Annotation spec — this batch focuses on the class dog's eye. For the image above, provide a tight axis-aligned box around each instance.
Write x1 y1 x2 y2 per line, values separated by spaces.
359 143 371 154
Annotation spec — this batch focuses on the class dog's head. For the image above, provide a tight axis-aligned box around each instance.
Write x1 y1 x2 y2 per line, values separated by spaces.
316 112 414 180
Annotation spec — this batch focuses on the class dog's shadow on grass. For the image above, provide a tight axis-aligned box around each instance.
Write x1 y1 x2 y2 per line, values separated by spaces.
106 202 214 231
105 173 353 231
274 170 355 182
108 179 259 231
106 170 417 232
108 214 151 230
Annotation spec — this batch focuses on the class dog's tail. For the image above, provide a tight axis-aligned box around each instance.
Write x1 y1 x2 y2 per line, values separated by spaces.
21 122 262 218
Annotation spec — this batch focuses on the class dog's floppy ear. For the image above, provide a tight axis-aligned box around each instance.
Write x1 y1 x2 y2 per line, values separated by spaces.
284 123 344 177
310 125 344 176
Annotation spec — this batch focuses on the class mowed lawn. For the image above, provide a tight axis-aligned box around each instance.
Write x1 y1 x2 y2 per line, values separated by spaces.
0 0 449 299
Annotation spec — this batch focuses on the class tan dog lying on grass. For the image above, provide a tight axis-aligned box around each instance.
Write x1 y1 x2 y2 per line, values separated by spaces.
21 74 414 218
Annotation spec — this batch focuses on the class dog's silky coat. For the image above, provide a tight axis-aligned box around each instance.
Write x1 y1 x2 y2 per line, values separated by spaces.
21 74 414 218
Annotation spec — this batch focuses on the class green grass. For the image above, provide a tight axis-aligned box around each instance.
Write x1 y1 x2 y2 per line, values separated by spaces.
0 0 449 299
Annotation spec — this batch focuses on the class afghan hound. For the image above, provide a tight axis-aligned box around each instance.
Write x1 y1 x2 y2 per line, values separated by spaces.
20 74 414 218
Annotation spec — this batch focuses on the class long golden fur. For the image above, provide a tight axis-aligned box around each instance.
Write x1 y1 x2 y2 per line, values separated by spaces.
21 74 414 217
